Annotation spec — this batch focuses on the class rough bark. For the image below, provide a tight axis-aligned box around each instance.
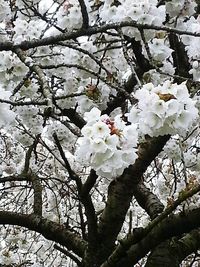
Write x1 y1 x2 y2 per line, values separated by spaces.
145 240 180 267
114 208 200 267
96 135 170 262
145 229 200 267
133 182 164 219
176 229 200 262
168 33 191 79
0 211 86 257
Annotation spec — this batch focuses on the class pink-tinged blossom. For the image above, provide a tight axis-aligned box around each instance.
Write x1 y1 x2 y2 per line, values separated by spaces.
76 107 138 178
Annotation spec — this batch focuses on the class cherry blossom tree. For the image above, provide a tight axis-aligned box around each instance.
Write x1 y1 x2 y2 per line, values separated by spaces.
0 0 200 266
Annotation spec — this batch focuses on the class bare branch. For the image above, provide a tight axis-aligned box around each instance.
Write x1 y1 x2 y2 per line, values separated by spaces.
133 182 164 220
1 21 200 52
0 211 87 257
78 0 89 29
54 244 83 266
81 169 98 197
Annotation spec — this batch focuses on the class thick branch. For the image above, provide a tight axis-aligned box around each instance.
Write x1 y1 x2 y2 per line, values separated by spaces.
81 195 98 247
53 134 98 247
21 138 43 216
28 173 43 216
0 175 28 183
114 208 200 267
168 33 191 79
133 182 164 220
101 182 200 267
62 108 86 129
127 37 153 75
97 135 170 259
0 211 86 257
145 228 200 267
175 229 200 262
145 240 181 267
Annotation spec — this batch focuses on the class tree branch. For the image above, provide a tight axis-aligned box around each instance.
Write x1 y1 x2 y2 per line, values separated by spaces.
145 239 183 267
145 228 200 266
1 21 200 52
29 172 43 216
53 132 82 184
78 0 89 29
52 133 98 247
114 208 200 267
168 33 191 79
101 182 200 267
61 108 86 129
97 135 170 260
54 244 83 266
145 228 200 267
14 48 52 102
81 169 98 197
176 229 200 262
0 211 86 257
103 34 153 115
133 182 164 220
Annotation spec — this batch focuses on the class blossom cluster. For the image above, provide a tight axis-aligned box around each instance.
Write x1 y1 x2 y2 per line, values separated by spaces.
179 15 200 81
99 0 165 26
55 0 83 31
127 81 198 137
75 107 138 178
13 18 43 43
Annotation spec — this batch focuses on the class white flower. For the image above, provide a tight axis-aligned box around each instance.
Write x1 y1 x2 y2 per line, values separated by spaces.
81 126 93 138
127 6 143 20
152 100 167 115
166 100 180 116
164 138 182 161
192 61 199 69
91 138 108 153
92 121 110 138
75 107 139 179
144 112 163 129
77 97 95 114
107 152 124 168
84 107 101 122
175 83 190 100
127 107 139 123
174 110 194 129
0 89 15 127
148 38 173 61
127 81 198 137
91 149 114 167
122 124 138 147
105 134 119 148
122 150 138 165
75 138 91 165
184 150 197 168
